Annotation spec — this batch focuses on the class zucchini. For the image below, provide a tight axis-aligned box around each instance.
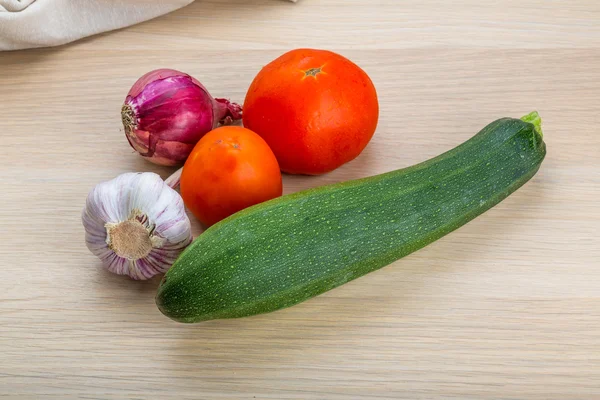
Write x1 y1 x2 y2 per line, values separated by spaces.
157 112 546 323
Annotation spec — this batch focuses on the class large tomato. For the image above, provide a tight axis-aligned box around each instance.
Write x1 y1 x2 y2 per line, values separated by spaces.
180 126 282 227
243 48 379 175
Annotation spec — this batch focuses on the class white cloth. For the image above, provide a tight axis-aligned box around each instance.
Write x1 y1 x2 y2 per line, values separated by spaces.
0 0 293 51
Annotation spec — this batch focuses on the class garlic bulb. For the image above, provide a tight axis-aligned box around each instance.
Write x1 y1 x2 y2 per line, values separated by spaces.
82 172 192 280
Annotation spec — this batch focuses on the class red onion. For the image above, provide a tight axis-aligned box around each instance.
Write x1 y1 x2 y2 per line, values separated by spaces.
121 69 242 166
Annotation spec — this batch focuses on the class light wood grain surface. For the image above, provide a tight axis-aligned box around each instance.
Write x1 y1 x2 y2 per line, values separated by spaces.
1 1 599 399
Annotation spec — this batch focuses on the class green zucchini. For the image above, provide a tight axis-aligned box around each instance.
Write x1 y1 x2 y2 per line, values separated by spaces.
157 112 546 323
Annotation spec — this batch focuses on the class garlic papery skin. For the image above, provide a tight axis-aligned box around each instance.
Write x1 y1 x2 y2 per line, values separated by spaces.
82 172 192 280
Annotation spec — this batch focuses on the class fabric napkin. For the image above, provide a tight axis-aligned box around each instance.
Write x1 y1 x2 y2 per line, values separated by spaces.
0 0 296 51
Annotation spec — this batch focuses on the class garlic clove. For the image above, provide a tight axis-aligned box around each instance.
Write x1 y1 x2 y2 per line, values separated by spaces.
82 172 192 280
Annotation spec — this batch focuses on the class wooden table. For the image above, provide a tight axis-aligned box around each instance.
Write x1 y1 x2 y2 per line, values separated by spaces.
1 1 599 398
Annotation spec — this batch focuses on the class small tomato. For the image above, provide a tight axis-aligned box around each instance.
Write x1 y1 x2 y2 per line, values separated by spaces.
181 126 282 227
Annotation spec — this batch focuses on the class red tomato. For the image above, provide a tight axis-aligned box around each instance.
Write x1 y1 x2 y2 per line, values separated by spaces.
180 126 282 226
243 48 379 175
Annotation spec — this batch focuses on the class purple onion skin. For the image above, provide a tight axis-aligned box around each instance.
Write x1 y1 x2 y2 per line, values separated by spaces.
122 69 242 166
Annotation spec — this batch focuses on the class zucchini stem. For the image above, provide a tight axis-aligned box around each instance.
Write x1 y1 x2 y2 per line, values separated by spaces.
521 111 543 138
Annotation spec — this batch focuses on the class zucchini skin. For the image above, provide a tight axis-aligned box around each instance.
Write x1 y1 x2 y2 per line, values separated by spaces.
157 114 546 323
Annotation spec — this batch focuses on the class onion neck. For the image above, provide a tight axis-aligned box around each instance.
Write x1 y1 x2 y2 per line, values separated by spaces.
214 98 243 125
